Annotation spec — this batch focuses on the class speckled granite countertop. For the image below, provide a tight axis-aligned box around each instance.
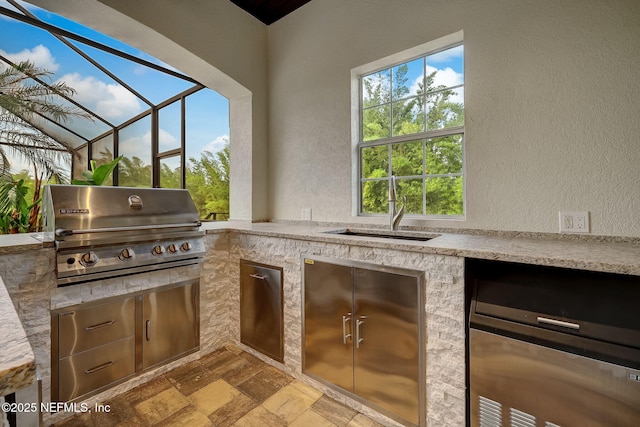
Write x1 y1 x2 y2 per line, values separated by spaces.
201 221 640 275
2 223 640 393
0 274 36 397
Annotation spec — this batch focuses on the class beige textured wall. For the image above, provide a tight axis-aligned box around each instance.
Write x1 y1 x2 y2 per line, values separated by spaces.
267 0 640 236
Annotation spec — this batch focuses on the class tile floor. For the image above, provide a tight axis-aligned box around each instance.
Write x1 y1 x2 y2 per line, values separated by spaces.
52 345 385 427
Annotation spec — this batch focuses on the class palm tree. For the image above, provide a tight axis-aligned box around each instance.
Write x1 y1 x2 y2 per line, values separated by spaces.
0 60 91 232
0 60 91 180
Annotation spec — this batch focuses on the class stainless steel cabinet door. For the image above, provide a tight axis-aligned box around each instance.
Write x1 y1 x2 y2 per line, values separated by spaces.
353 267 421 426
240 261 284 362
303 259 354 392
142 281 199 369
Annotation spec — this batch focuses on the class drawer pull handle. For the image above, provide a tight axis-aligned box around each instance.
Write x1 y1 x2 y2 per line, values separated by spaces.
537 316 580 330
85 361 114 374
250 274 267 281
85 320 115 331
146 320 151 341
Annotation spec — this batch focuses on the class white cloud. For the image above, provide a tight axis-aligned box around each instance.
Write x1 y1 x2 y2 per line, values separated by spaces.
56 73 142 122
203 134 229 154
119 130 151 161
428 65 463 88
0 44 59 72
158 128 179 151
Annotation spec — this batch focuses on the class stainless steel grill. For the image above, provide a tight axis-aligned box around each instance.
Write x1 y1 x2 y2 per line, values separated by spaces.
42 185 205 286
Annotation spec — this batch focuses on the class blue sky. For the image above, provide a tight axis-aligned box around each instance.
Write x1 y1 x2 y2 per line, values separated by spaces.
0 0 229 174
363 44 464 107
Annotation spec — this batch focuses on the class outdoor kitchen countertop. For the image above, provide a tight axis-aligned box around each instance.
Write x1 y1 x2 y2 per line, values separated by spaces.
0 274 37 397
202 221 640 276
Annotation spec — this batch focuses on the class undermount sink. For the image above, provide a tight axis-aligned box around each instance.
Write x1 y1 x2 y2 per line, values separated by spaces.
324 228 439 242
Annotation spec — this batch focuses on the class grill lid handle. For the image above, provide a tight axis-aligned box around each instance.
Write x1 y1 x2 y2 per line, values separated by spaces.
128 194 143 209
54 221 202 237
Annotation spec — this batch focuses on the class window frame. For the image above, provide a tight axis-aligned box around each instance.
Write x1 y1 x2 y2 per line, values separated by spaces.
351 31 465 220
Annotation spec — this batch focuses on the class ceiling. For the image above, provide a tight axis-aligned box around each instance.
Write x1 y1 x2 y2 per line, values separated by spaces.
230 0 313 25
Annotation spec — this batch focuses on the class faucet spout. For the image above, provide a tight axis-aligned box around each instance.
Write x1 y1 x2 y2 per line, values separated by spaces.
389 176 405 230
392 196 406 230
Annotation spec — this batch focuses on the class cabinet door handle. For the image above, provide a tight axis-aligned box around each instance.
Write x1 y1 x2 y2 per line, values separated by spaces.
537 316 580 330
146 320 151 341
85 361 114 374
356 316 367 349
85 320 115 331
342 313 352 344
250 274 267 281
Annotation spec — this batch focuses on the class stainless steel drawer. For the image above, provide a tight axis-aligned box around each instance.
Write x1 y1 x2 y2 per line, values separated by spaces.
240 260 284 362
58 336 135 402
58 297 135 358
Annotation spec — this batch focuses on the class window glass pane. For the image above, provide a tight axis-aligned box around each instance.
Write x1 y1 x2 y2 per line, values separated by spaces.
426 176 463 215
362 105 391 141
361 180 388 214
361 145 388 179
185 90 229 160
90 134 114 185
158 100 181 153
392 58 423 100
118 115 151 187
72 146 88 181
425 45 464 131
160 156 181 188
91 134 114 166
426 45 464 83
392 97 424 136
38 95 111 141
185 90 230 218
361 69 390 107
426 87 464 131
426 135 463 174
392 140 423 177
396 178 423 215
19 114 86 149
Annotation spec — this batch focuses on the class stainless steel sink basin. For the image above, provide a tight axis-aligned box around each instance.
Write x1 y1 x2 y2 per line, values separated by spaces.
324 228 439 242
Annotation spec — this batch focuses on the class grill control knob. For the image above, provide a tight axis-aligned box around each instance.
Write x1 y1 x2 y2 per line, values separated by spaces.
119 248 135 261
80 251 99 267
167 244 178 254
180 242 192 252
152 245 165 256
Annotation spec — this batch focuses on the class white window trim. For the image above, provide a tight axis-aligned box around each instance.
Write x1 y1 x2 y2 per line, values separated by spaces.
350 30 464 218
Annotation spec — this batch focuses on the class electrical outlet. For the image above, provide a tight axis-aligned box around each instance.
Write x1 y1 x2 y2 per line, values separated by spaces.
301 208 312 221
559 211 590 233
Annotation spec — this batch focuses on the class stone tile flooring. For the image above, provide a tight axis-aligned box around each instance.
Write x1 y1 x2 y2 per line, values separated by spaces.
52 345 385 427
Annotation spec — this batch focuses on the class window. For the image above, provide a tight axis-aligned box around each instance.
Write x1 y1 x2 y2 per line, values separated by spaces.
354 34 464 218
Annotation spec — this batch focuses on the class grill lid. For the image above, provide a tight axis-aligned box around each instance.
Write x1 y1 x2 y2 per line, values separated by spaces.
43 185 202 247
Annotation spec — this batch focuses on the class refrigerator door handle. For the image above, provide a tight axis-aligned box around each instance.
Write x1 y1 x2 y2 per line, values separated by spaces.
342 313 352 344
356 316 367 349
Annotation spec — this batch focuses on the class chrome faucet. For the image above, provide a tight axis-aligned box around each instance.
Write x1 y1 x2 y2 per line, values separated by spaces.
389 175 406 230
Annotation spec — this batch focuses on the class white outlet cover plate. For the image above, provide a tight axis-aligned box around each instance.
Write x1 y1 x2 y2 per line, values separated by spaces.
559 211 590 233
